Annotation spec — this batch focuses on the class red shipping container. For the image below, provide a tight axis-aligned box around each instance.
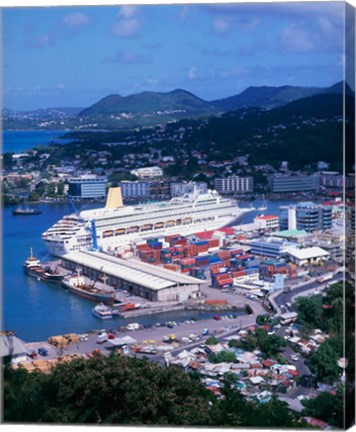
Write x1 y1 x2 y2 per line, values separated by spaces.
181 268 190 273
137 244 150 251
175 239 188 246
214 273 232 281
180 258 196 265
231 249 243 256
208 239 220 248
232 270 246 278
216 278 233 286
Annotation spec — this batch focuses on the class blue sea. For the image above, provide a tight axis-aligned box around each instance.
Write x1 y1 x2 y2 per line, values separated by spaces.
2 130 71 153
1 131 301 342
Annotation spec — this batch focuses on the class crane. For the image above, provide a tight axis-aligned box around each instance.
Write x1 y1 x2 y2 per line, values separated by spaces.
66 193 84 222
66 193 101 251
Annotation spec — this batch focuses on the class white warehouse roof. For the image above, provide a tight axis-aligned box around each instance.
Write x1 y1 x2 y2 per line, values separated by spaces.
287 246 330 260
62 250 203 291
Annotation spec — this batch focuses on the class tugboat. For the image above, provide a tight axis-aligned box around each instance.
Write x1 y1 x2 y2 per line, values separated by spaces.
23 248 63 284
13 206 42 216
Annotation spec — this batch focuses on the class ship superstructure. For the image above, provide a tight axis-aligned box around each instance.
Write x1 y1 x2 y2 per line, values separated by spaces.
42 187 250 257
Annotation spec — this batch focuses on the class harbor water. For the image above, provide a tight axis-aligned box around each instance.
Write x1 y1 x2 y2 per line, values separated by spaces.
2 130 70 153
2 130 301 342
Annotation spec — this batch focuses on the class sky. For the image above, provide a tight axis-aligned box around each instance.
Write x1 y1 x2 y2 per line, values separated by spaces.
2 1 349 110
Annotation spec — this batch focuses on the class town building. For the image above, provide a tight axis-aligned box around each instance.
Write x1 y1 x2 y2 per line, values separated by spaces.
170 181 208 197
130 166 163 179
254 215 280 231
250 237 298 258
119 181 151 200
269 174 319 193
68 175 107 199
279 202 332 232
214 176 254 194
286 246 330 266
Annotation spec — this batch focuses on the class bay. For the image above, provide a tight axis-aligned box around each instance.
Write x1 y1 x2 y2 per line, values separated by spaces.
2 199 299 342
2 130 70 154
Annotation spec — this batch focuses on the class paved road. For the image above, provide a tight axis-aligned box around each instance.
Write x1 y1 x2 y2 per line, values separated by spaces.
272 272 344 313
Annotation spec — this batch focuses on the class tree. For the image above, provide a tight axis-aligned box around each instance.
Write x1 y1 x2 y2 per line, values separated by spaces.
256 314 272 326
205 336 219 345
295 295 323 330
255 328 286 358
301 386 344 428
309 338 343 383
4 354 212 425
208 351 236 364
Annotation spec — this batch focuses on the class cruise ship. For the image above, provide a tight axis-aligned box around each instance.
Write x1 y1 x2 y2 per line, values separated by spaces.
42 187 251 257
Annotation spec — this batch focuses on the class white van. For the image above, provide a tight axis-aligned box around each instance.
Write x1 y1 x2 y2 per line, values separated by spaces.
126 323 140 331
96 331 108 344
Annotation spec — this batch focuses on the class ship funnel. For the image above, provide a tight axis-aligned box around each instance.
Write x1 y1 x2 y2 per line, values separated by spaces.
105 187 123 208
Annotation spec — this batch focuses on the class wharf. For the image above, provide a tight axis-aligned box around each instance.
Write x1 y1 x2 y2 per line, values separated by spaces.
118 304 184 318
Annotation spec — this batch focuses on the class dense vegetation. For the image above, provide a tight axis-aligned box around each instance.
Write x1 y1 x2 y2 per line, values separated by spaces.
294 282 354 384
4 353 303 426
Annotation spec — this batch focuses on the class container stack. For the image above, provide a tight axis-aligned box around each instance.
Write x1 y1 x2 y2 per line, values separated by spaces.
179 257 196 273
211 271 234 289
189 267 206 279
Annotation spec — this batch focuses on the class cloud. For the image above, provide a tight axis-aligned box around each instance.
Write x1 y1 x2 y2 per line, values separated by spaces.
113 6 141 38
61 12 91 28
32 34 55 48
279 25 315 53
104 50 152 64
213 17 234 33
188 66 198 80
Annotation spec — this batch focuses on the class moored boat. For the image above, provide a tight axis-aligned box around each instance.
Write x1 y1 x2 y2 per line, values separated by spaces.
23 248 63 284
13 206 42 216
92 303 113 320
61 270 115 303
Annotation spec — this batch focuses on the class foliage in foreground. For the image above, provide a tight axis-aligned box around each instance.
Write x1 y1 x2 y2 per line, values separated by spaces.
4 353 303 426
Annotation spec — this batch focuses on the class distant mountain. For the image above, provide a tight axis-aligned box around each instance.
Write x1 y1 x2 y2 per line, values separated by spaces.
211 81 350 111
79 89 215 117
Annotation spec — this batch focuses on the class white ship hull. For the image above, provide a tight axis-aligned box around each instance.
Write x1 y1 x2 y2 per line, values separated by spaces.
42 188 252 257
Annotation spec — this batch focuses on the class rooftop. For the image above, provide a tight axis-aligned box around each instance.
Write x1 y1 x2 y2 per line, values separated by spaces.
287 246 330 260
62 250 203 291
274 229 308 238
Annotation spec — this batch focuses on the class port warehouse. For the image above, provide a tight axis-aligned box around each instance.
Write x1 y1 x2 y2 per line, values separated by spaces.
61 251 203 302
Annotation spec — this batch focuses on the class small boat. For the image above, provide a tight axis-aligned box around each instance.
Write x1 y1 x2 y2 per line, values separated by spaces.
257 194 267 211
92 303 113 320
13 206 42 216
23 248 63 284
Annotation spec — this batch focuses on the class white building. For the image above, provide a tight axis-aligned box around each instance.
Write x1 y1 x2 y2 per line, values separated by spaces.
254 215 280 231
131 166 163 179
68 175 107 199
269 175 320 193
214 176 254 194
119 181 151 199
286 246 330 266
170 181 208 197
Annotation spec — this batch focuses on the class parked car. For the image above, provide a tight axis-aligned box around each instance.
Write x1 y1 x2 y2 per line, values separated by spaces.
126 323 140 331
38 347 48 356
291 354 300 361
108 333 115 340
80 333 89 342
213 315 222 321
96 331 108 344
29 351 38 359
